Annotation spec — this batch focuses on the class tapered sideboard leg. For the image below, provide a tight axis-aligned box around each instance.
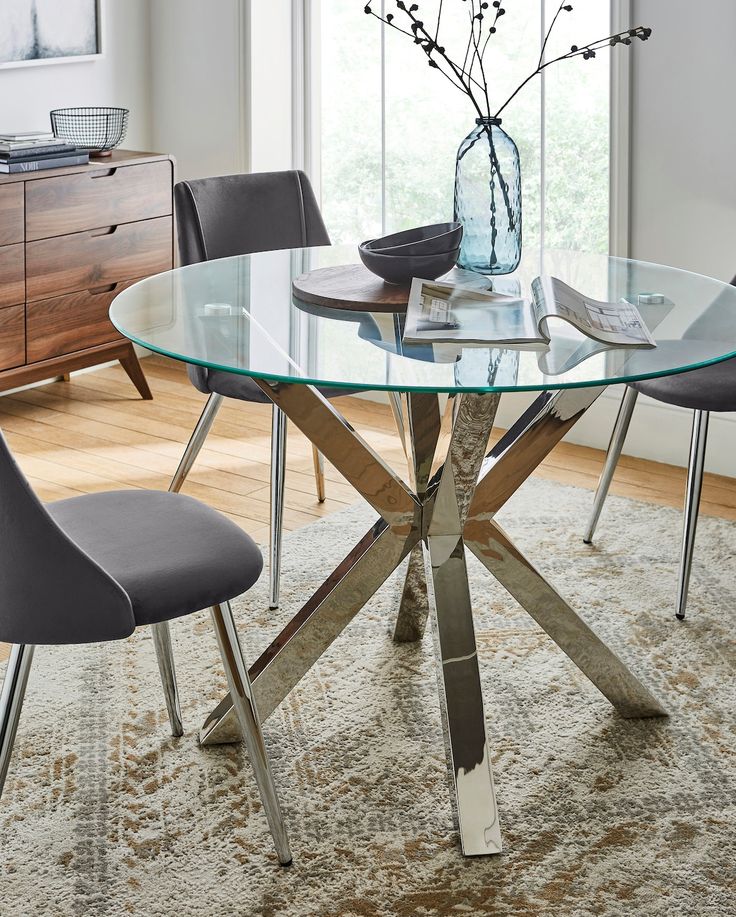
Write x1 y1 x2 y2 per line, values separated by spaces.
119 342 153 400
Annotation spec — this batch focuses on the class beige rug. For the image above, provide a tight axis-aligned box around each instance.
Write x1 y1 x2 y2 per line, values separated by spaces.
1 477 734 916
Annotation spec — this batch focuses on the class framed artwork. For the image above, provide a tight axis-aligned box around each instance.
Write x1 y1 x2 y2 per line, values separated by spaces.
0 0 102 69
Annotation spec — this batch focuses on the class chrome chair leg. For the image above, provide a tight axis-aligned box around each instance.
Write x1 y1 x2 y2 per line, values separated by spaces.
210 602 292 866
0 644 34 799
164 394 224 734
151 622 184 737
169 392 225 493
312 445 326 503
584 386 639 544
269 406 287 610
676 410 709 621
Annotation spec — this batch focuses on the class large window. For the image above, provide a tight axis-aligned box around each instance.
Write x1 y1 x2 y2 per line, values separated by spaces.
318 0 611 254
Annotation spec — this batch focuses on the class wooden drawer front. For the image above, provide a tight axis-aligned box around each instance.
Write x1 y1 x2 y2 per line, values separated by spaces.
0 185 25 246
26 280 139 362
0 304 25 370
0 243 24 307
26 216 172 301
25 161 172 241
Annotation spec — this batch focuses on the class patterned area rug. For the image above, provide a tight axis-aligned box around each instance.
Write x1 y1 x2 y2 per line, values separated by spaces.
1 477 734 916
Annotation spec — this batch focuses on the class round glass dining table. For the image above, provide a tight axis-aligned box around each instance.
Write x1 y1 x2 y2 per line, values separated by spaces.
111 246 736 857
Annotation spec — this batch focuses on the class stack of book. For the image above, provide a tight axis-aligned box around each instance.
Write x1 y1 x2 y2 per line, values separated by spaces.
0 131 90 174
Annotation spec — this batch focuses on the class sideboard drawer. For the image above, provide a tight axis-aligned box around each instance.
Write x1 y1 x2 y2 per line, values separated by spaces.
25 161 173 241
0 304 25 370
26 280 140 362
0 185 24 246
25 217 172 301
0 243 25 307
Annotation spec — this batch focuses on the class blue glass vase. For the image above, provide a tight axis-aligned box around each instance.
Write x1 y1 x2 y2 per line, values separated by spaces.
454 117 522 275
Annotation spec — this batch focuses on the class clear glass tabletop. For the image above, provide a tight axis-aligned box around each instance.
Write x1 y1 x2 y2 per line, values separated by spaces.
110 246 736 394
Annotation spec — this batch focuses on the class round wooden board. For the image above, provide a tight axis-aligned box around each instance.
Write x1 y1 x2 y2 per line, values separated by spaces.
292 264 411 313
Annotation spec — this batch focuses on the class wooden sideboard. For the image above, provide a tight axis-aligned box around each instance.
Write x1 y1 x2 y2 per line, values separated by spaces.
0 150 176 399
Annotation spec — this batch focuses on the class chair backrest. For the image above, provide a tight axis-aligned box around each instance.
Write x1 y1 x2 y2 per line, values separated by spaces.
0 432 134 646
684 272 736 342
174 169 330 266
174 170 331 393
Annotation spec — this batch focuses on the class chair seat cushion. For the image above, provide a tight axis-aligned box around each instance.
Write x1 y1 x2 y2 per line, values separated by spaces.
631 358 736 412
48 491 263 627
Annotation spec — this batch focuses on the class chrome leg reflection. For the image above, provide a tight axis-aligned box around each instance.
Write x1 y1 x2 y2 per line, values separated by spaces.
151 621 183 737
387 390 409 463
210 601 292 866
425 539 501 855
676 410 709 621
312 445 326 504
394 545 430 643
394 392 444 643
169 392 224 494
583 386 639 544
471 387 605 518
0 644 34 799
269 406 288 610
253 379 420 531
465 520 667 719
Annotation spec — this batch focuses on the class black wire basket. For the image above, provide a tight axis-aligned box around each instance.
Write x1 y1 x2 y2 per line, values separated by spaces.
50 107 129 158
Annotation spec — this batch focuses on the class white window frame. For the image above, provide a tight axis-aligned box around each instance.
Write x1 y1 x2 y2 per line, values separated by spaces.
609 0 633 257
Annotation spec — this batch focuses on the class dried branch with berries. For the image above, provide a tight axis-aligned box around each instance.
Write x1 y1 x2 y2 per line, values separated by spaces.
363 1 652 121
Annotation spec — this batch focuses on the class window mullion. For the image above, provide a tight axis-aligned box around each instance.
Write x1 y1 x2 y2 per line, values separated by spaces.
540 0 547 260
380 0 387 237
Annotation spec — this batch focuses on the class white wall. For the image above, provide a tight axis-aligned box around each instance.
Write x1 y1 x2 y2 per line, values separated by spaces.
148 1 294 181
0 0 152 150
630 0 736 283
249 3 293 174
149 0 247 181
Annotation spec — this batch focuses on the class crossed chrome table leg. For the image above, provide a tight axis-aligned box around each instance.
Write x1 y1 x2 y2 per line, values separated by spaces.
200 381 667 856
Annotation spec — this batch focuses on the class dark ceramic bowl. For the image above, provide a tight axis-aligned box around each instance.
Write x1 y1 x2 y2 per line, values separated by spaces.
363 222 463 257
359 244 460 285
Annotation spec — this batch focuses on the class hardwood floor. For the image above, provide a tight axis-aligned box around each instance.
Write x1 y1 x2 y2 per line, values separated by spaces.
0 355 734 664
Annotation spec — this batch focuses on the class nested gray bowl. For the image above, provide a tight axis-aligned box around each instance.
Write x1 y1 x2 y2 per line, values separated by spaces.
358 244 460 285
363 222 463 257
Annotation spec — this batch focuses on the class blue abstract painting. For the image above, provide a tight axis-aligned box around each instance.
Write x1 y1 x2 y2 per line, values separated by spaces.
0 0 100 66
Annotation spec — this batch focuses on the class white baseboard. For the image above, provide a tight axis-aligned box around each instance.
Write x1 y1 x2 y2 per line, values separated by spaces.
357 387 736 478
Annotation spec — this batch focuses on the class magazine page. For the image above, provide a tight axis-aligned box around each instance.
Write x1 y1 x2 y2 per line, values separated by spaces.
531 276 656 348
403 279 546 348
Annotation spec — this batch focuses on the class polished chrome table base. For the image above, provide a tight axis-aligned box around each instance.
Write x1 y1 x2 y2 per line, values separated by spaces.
199 383 667 856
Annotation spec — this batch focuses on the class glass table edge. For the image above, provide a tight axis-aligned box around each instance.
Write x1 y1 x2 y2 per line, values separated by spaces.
111 318 736 396
604 252 735 293
120 247 736 294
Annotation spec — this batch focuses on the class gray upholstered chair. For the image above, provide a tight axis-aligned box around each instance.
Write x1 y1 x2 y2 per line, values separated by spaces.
171 170 344 613
0 431 291 866
584 277 736 620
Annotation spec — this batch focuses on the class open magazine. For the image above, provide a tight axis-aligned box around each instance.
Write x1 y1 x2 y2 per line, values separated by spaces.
402 276 657 349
